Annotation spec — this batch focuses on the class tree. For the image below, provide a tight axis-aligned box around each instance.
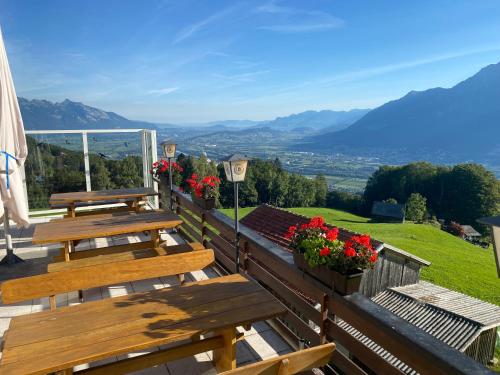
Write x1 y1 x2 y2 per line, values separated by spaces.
109 156 143 188
269 170 289 207
90 157 113 190
443 163 500 232
314 175 328 207
405 193 427 222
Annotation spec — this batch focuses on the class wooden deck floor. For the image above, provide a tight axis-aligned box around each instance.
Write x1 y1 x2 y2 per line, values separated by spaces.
0 216 293 375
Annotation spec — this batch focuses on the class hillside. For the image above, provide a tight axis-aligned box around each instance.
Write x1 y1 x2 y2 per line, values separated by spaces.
220 206 499 305
262 109 370 131
299 61 500 161
19 97 158 130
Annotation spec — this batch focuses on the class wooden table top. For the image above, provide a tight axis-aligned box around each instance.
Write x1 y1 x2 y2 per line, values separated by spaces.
32 211 182 244
0 274 286 375
49 187 158 204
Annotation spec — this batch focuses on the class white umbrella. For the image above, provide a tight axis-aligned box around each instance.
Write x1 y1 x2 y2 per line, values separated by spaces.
0 26 29 265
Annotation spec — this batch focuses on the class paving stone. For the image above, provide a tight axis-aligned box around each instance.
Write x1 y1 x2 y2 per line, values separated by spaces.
236 340 258 365
131 277 165 292
167 352 216 375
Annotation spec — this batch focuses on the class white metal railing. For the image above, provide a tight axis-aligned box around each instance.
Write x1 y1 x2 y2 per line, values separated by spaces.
24 129 158 213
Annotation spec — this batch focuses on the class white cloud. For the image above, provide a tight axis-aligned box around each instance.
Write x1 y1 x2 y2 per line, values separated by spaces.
212 70 270 83
260 21 343 33
147 87 178 96
256 1 344 33
172 6 238 45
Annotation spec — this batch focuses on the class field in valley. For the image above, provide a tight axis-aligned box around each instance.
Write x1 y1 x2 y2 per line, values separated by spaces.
220 206 499 305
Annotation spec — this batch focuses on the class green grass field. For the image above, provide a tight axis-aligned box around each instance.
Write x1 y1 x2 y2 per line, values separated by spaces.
220 206 500 306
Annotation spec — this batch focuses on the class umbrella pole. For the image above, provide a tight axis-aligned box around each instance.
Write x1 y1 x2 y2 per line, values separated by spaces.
0 205 24 266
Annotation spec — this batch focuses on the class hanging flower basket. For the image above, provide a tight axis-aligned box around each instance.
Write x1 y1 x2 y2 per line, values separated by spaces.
293 252 363 295
149 160 183 210
186 174 220 211
192 195 216 210
285 216 377 295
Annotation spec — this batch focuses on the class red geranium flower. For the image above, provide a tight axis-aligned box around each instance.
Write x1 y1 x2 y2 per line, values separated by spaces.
309 216 324 228
344 246 356 257
326 228 339 241
319 247 331 257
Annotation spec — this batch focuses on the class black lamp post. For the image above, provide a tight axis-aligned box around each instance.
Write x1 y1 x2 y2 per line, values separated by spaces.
160 139 177 211
477 216 500 278
223 154 249 273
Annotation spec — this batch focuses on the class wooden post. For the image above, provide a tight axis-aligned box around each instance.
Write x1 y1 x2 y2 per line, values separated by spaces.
201 212 208 248
214 328 237 372
242 240 249 273
320 293 328 344
277 358 290 375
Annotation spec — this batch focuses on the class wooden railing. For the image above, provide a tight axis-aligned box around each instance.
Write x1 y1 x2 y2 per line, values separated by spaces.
172 188 494 375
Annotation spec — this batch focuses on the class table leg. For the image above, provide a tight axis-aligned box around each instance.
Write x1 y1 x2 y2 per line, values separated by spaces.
134 197 141 212
214 328 236 372
151 229 160 249
68 204 76 218
63 241 71 262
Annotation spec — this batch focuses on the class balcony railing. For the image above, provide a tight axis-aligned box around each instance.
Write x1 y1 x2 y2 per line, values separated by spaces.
24 129 158 213
171 187 494 375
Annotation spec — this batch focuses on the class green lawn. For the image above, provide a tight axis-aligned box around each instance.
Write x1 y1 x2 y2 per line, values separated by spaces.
220 206 500 305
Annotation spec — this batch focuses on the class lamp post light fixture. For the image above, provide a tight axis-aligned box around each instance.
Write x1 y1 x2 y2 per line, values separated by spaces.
223 154 249 273
477 216 500 278
160 139 177 211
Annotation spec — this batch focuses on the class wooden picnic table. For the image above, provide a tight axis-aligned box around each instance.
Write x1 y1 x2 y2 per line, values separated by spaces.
0 274 286 375
32 211 182 262
50 187 159 217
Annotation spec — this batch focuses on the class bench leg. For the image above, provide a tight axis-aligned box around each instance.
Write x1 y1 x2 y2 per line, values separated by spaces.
213 328 236 372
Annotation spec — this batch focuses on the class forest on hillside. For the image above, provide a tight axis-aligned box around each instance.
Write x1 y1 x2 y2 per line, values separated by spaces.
25 136 144 208
24 137 499 235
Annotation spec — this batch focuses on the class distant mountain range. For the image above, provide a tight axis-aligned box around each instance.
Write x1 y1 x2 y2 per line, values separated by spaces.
19 98 158 130
299 62 500 160
19 98 369 133
18 60 500 166
261 109 370 132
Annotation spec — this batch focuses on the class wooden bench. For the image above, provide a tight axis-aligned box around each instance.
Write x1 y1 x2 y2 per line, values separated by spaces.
49 241 205 266
221 343 335 374
50 188 159 218
1 249 215 310
49 242 205 292
51 198 147 217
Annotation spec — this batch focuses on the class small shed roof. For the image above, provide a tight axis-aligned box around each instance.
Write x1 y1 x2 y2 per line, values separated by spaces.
338 281 500 373
371 201 405 220
460 225 482 237
391 281 500 329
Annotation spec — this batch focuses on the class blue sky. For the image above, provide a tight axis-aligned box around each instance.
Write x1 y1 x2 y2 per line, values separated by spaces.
2 0 500 123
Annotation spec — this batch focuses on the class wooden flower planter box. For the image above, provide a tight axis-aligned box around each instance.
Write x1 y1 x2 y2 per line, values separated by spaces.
293 252 363 295
192 196 216 210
